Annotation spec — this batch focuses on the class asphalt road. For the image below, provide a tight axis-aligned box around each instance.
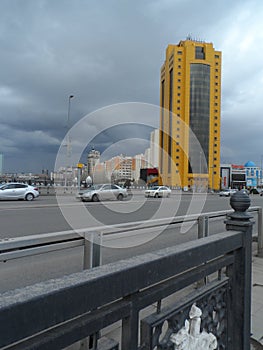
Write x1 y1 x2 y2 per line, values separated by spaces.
1 191 262 292
1 190 260 238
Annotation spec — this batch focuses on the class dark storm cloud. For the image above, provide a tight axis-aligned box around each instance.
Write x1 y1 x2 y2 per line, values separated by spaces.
82 123 154 160
0 0 263 172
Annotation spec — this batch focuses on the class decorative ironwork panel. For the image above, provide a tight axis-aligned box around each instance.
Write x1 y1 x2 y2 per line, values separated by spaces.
140 278 229 350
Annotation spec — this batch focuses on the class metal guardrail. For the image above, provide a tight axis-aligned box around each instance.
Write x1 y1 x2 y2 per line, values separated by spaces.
1 206 262 268
0 213 254 349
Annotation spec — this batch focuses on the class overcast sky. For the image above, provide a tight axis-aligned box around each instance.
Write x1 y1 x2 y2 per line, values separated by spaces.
1 0 263 173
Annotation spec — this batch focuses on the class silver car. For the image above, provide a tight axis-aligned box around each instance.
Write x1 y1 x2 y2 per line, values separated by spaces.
0 183 40 201
77 184 128 202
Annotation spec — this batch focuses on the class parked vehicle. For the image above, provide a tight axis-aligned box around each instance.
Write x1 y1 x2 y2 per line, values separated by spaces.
0 183 39 201
219 189 237 197
250 188 262 194
76 184 128 202
145 186 171 198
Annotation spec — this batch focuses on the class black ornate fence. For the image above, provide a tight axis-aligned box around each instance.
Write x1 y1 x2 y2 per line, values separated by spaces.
0 191 254 349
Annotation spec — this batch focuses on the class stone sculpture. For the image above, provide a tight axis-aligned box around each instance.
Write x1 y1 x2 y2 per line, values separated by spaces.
170 303 217 350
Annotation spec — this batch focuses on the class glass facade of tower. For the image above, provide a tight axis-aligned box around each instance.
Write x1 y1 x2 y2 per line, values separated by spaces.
189 63 210 174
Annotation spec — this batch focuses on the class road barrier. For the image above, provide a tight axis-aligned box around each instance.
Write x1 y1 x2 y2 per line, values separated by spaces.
0 206 262 267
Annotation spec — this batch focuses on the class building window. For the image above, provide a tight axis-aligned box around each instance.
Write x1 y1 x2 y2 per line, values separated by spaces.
215 54 220 59
177 51 182 55
195 46 205 59
178 79 181 82
178 65 181 69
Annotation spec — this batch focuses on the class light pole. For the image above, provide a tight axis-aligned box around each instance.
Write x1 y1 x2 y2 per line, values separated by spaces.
211 143 214 192
260 155 263 188
64 95 74 187
199 151 202 192
66 95 74 158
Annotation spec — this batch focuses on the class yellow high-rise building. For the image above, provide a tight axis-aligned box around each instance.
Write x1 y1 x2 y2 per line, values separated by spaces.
159 39 221 191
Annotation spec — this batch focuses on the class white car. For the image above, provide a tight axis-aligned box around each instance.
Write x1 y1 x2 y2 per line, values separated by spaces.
219 189 237 197
0 183 40 201
145 186 171 198
77 184 128 202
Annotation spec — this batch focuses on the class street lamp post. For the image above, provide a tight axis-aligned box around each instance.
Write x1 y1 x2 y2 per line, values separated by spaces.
64 95 74 187
260 155 263 188
66 95 74 159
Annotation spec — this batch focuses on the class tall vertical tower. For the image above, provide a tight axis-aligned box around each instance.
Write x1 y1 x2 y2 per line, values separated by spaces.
159 39 221 191
87 148 100 176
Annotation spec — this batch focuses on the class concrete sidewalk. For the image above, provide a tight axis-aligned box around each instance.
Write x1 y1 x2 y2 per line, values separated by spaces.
251 254 263 346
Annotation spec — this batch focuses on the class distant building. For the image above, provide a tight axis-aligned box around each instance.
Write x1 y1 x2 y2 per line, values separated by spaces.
149 129 159 168
0 154 3 175
133 154 146 182
220 164 246 189
220 161 261 189
159 38 221 190
116 155 133 180
244 161 261 188
144 148 151 167
144 129 159 175
87 149 100 177
89 153 148 184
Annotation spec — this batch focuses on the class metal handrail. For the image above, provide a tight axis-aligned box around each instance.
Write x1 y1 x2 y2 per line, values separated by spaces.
0 206 262 264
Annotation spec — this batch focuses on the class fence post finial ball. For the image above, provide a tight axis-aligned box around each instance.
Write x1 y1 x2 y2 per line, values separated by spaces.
229 190 252 220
